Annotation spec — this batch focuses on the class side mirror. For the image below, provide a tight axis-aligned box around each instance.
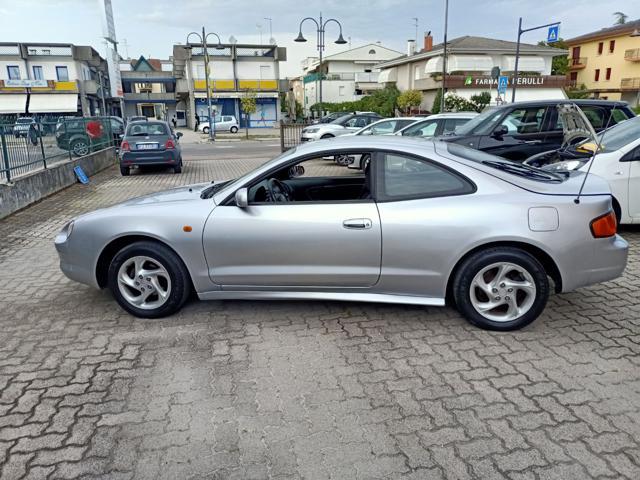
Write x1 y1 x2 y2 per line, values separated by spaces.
176 132 183 139
492 125 509 138
235 188 248 208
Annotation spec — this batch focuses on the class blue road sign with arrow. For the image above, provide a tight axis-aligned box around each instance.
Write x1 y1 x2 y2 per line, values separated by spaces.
547 25 559 43
498 75 509 95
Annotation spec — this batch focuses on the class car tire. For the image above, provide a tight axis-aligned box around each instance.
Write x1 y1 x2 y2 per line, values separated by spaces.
321 134 334 139
335 154 352 166
230 126 238 133
107 241 191 319
202 127 210 134
452 247 549 331
71 138 90 157
360 154 371 171
120 166 130 176
173 160 182 174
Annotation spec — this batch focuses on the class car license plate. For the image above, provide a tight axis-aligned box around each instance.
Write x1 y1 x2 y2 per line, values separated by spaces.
136 143 158 150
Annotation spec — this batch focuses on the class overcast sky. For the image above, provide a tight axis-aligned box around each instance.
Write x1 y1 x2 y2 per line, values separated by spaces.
2 0 639 76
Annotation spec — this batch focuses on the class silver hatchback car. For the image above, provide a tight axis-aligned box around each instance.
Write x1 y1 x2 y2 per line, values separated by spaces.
55 136 627 330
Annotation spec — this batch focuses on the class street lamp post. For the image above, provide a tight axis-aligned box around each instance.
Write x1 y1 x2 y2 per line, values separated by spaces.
187 27 224 140
440 0 449 112
294 13 347 118
512 17 560 102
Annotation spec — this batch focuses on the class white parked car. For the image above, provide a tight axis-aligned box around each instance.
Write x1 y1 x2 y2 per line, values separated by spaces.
396 112 479 138
198 115 239 134
525 105 640 224
341 117 423 169
301 113 382 142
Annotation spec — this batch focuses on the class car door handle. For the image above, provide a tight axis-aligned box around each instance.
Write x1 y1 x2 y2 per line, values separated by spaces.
343 218 372 229
523 140 542 144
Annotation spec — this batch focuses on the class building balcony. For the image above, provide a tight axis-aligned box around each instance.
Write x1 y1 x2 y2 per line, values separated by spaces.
620 77 640 90
355 72 379 83
123 92 176 101
568 57 587 69
624 49 640 62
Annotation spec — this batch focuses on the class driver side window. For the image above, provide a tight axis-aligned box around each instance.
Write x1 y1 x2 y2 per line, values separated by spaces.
247 152 374 204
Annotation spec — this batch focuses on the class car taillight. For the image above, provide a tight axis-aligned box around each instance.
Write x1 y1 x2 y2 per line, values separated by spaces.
120 140 130 151
590 211 617 238
165 138 175 149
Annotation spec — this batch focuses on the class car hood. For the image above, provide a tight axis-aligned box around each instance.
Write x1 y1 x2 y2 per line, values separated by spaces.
117 183 213 206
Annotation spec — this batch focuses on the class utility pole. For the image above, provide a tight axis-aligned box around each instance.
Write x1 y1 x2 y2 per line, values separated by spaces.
264 17 274 44
412 17 419 43
98 70 107 115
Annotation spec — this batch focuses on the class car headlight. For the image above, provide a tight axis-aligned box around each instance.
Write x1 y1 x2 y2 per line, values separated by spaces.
55 220 74 243
542 160 583 172
304 128 319 134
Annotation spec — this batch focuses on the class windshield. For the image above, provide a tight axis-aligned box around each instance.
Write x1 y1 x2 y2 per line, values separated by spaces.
454 107 501 135
126 122 168 136
583 116 640 153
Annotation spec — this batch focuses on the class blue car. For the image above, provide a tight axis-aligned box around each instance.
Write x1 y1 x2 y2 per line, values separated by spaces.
119 120 183 175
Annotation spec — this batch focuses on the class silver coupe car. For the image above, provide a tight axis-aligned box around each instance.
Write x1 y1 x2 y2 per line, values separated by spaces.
55 136 628 330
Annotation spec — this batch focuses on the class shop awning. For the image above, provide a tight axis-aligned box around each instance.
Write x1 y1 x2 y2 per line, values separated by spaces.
28 93 78 113
426 55 495 74
425 57 443 74
0 94 27 114
502 56 546 73
377 68 397 83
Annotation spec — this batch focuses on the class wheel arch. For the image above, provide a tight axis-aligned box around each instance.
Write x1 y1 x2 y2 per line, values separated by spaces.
95 234 194 289
445 240 563 304
611 196 622 225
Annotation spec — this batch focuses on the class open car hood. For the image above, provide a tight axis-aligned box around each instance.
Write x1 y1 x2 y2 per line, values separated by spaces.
557 103 598 149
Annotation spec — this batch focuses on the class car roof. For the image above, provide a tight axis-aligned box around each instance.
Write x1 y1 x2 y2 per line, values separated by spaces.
424 112 479 119
496 99 630 108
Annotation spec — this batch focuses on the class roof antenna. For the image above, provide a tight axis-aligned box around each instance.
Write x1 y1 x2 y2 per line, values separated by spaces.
574 104 615 205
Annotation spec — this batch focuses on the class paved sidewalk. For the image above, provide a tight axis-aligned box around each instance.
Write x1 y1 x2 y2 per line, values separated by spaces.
1 145 640 479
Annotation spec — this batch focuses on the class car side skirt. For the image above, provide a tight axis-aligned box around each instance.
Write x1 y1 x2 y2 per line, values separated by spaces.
197 290 445 307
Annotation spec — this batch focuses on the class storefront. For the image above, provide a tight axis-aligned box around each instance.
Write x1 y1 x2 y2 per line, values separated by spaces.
194 94 278 127
444 75 568 103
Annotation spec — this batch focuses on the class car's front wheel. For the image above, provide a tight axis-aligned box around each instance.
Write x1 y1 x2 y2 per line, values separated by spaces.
452 247 549 331
230 126 238 133
71 138 90 156
107 241 191 318
202 127 210 134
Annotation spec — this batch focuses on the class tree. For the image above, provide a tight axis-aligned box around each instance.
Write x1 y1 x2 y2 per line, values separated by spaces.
240 90 257 139
613 12 628 25
537 39 569 75
469 92 491 112
444 92 491 113
397 90 423 114
431 89 443 114
566 83 590 99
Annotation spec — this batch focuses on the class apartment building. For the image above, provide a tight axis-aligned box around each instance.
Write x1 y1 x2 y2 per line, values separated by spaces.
376 34 568 110
565 19 640 106
120 57 177 122
172 42 287 128
0 42 114 118
300 43 402 113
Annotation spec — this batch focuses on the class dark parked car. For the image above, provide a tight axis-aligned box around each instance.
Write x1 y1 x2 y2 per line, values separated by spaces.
55 116 124 156
441 100 635 162
119 120 183 175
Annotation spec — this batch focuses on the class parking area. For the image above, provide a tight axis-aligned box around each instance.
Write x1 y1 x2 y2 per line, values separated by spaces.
1 142 640 480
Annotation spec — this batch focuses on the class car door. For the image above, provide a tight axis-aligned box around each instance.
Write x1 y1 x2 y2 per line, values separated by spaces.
203 151 382 287
478 106 549 161
623 145 640 221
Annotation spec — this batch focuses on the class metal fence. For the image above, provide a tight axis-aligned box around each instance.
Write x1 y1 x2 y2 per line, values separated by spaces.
279 120 311 152
0 116 118 183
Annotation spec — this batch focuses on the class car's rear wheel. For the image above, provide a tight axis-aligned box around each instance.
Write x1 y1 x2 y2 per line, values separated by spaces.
120 165 130 176
71 139 90 156
452 247 549 331
107 241 191 318
321 134 334 139
202 127 210 134
230 126 238 133
173 159 182 174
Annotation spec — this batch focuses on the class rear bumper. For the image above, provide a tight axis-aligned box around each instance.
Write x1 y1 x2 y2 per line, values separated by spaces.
560 234 629 292
121 150 179 166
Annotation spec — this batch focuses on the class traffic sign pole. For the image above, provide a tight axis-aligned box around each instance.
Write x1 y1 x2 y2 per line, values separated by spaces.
511 18 560 103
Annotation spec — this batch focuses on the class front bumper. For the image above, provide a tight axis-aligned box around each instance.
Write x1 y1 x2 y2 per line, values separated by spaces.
54 231 98 288
301 132 322 142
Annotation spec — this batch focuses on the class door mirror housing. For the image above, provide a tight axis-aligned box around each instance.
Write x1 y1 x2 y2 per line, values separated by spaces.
235 188 249 208
492 125 509 138
176 131 183 139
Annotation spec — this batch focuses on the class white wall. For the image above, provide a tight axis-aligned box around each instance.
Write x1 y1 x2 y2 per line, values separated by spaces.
236 60 276 79
190 59 234 79
303 79 356 107
26 59 79 81
0 59 27 80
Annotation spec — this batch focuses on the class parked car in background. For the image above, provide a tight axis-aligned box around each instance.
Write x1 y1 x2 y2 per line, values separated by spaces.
396 112 479 138
440 100 635 162
119 120 183 175
55 136 627 331
127 116 147 124
198 115 239 134
12 117 38 138
55 116 124 156
525 105 640 224
341 117 423 169
313 111 345 124
301 113 382 142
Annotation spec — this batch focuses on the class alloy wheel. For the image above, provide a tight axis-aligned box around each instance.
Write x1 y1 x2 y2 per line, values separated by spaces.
117 256 172 310
469 262 536 322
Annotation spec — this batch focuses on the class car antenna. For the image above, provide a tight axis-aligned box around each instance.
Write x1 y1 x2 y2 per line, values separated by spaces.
574 104 615 205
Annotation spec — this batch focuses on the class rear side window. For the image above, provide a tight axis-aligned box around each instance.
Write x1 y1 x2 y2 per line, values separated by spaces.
443 118 470 134
610 108 631 125
499 107 546 134
378 153 475 201
402 120 438 137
